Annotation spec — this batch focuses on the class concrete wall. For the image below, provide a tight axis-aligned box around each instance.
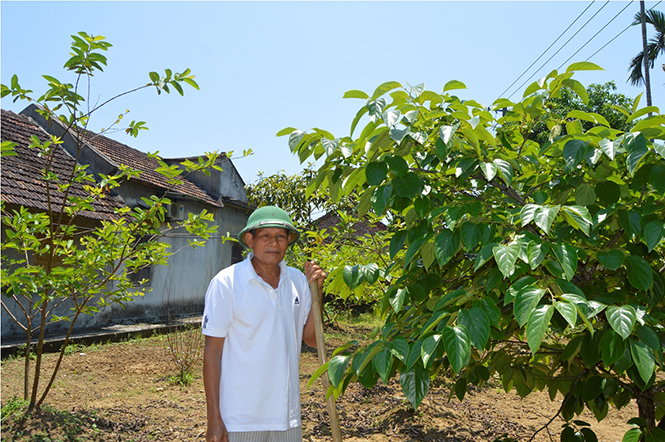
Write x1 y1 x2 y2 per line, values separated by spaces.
1 201 250 340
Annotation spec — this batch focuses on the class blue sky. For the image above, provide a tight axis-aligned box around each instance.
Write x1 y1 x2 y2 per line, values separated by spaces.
2 1 663 185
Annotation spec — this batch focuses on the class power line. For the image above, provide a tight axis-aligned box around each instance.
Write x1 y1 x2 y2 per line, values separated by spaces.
557 1 633 70
585 1 661 61
496 1 597 101
506 0 611 100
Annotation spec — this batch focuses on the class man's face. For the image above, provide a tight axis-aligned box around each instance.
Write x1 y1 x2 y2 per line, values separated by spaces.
246 227 290 266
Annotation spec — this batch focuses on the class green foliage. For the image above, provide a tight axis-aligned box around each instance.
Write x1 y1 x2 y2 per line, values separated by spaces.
285 65 665 439
247 168 393 309
1 32 219 412
528 81 636 145
1 397 28 424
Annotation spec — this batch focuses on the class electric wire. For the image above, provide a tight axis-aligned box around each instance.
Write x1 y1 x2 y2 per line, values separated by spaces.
557 1 633 70
505 0 611 100
496 1 597 101
585 1 661 61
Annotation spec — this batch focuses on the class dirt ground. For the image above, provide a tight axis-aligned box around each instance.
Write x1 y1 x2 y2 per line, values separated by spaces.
1 323 638 442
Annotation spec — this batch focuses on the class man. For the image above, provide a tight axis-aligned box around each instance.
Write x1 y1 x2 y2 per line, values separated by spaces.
202 206 325 442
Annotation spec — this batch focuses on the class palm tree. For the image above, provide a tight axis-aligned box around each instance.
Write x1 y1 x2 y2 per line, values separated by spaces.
628 7 664 106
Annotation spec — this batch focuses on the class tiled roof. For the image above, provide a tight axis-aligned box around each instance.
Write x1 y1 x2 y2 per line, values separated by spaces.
315 211 387 235
1 110 124 221
80 130 220 207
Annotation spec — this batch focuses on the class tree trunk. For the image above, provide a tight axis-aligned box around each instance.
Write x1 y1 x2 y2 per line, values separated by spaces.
637 392 656 430
640 0 653 108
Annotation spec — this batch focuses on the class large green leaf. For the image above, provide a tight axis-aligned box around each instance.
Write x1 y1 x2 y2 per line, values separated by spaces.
493 158 513 185
421 334 441 368
399 363 430 409
597 249 625 270
442 80 466 92
493 243 520 278
434 229 460 266
474 243 497 271
520 204 539 226
551 243 578 281
619 210 642 239
582 377 607 405
621 428 643 442
554 300 578 328
389 230 407 259
328 354 352 388
460 223 484 251
390 288 407 314
606 305 637 339
624 133 649 176
343 89 369 99
392 172 422 199
599 330 626 366
480 162 498 181
624 256 653 291
644 220 665 252
371 184 392 215
388 336 410 364
526 304 553 353
441 325 471 374
599 138 618 160
343 265 364 290
370 81 402 101
649 164 665 195
636 325 660 353
458 308 490 350
629 339 656 383
575 183 596 206
366 161 388 185
527 240 549 270
514 285 546 327
563 139 587 173
534 205 560 235
595 180 621 205
561 205 592 236
566 61 603 72
374 348 393 384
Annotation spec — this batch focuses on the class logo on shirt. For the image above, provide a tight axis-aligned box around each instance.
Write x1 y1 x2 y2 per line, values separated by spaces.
294 296 300 305
203 315 209 329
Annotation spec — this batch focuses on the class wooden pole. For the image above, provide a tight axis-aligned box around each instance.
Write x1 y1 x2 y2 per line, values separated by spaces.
309 280 343 442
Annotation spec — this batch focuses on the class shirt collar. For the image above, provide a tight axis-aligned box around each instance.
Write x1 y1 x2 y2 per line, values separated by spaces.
244 251 288 284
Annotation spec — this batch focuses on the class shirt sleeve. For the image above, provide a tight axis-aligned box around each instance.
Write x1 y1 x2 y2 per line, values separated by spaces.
201 274 234 337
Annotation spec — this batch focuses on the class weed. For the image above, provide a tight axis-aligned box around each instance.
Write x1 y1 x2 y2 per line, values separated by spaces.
168 371 196 387
1 396 28 424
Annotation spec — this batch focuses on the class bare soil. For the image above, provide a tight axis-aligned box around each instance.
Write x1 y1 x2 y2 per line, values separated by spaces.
1 323 637 442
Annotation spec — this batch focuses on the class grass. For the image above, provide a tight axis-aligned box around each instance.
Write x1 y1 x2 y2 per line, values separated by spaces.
1 397 102 442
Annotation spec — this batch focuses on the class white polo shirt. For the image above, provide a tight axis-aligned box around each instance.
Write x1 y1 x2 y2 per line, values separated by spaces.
201 253 312 432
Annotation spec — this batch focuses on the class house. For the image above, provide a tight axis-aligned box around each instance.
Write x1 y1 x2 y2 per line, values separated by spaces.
1 105 251 339
315 211 387 238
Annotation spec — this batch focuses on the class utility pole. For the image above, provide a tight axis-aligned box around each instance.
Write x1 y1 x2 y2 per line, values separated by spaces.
640 0 653 107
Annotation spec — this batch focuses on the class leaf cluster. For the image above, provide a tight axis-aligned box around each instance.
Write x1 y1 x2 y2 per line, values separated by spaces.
285 63 665 439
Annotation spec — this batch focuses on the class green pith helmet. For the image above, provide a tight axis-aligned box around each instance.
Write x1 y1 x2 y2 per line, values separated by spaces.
238 206 299 248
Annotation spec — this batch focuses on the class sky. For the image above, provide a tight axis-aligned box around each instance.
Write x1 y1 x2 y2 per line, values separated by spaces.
2 1 663 186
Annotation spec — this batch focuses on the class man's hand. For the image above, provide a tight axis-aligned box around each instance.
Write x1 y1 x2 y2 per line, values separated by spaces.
304 260 326 293
206 415 228 442
303 260 327 348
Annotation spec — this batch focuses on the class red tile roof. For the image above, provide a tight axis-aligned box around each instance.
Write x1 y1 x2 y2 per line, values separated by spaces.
80 129 220 207
1 110 124 221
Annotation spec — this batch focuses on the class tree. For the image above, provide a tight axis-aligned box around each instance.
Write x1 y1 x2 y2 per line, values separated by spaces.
1 32 222 411
247 168 393 310
283 64 665 441
628 7 665 106
246 166 335 226
530 81 635 145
